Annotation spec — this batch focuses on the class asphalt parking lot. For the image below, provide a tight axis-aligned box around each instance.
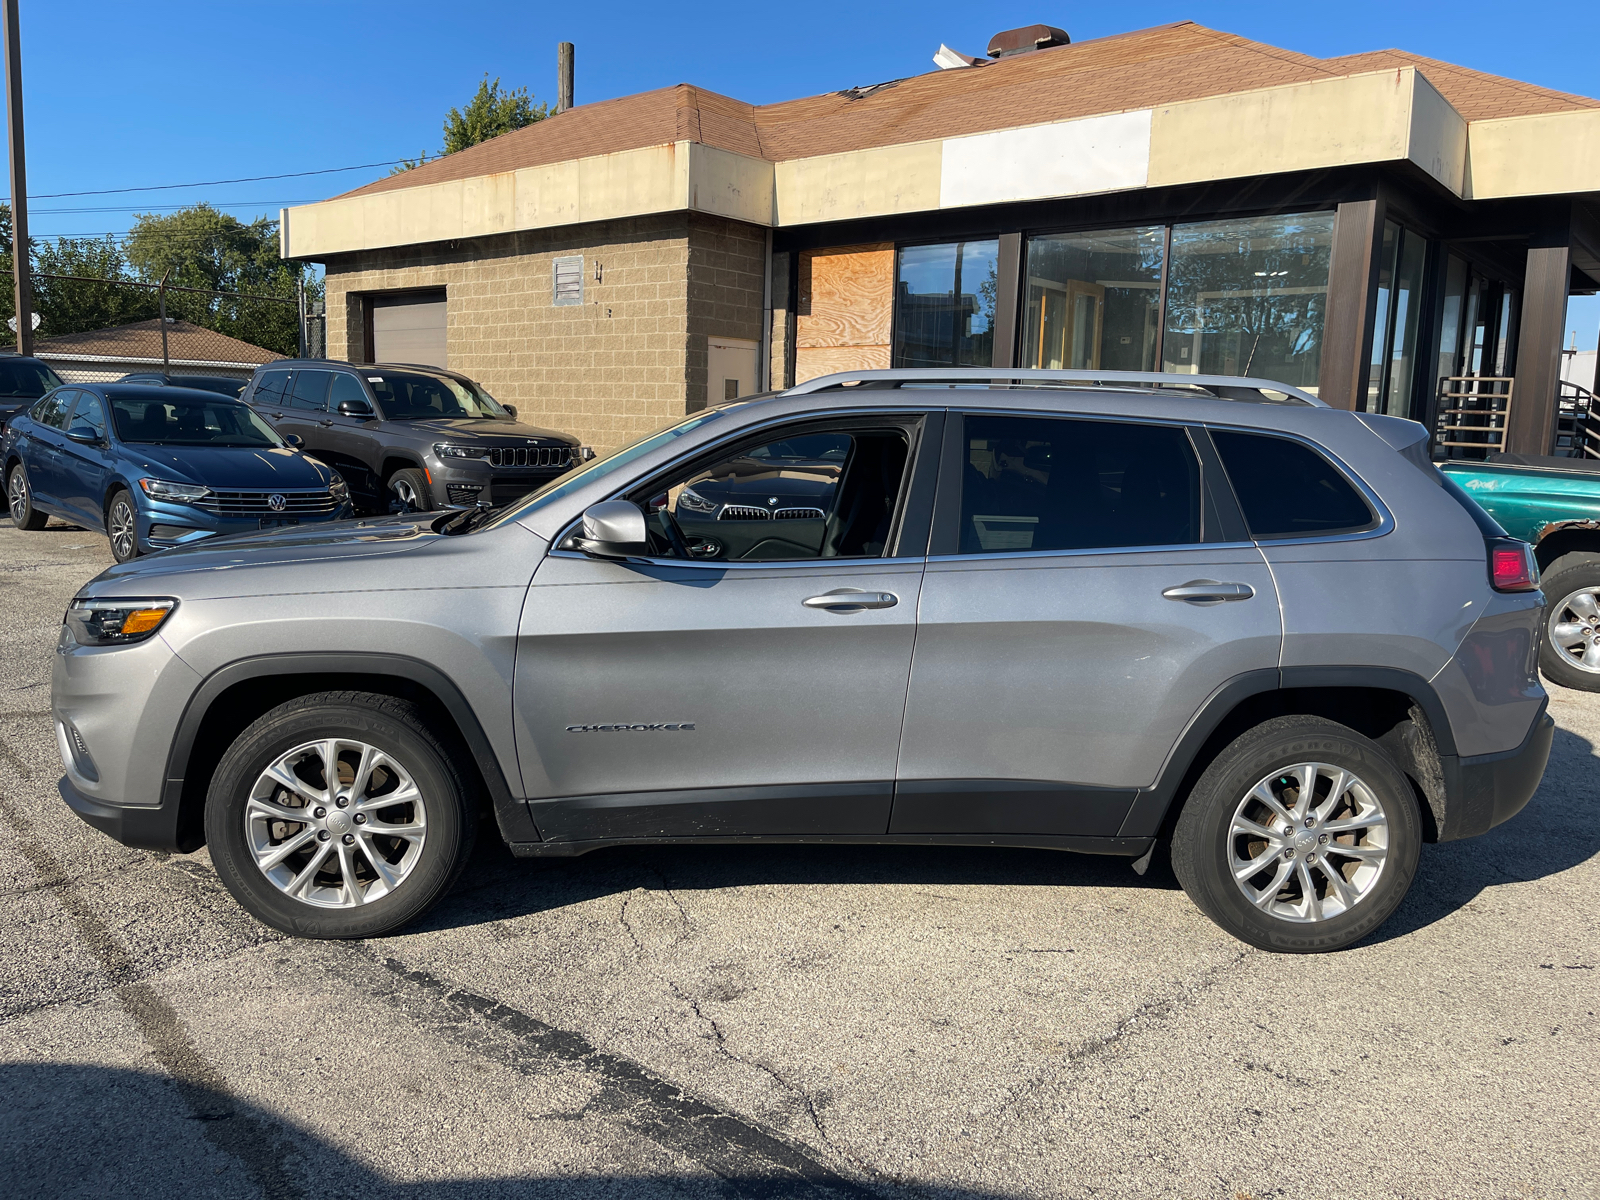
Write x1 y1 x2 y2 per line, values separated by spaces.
0 518 1596 1200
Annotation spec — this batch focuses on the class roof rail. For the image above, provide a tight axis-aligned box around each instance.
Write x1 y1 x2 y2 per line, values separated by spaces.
784 367 1328 408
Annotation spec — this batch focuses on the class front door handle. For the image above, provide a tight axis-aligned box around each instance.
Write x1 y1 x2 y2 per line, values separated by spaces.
803 589 898 612
1161 580 1255 604
318 419 334 427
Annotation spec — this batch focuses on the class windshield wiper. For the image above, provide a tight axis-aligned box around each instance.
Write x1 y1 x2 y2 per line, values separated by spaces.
438 502 499 535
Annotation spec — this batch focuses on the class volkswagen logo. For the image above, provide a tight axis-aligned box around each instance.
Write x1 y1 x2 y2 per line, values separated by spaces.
266 494 288 512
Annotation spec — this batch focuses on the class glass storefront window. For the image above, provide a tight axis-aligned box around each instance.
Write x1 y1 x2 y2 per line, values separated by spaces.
893 240 1000 368
1434 254 1469 400
1022 227 1164 371
1366 222 1432 417
1162 213 1334 393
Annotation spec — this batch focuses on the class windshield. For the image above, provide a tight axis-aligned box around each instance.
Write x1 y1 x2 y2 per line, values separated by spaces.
110 394 284 447
364 370 508 420
473 408 731 532
0 359 64 400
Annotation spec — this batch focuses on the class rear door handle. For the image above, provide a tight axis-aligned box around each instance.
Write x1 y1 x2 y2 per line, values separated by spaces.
803 589 898 612
1161 580 1255 604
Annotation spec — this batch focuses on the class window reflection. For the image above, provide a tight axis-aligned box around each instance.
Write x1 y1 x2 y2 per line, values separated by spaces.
1161 213 1334 393
1023 227 1163 371
893 240 999 368
1366 221 1428 416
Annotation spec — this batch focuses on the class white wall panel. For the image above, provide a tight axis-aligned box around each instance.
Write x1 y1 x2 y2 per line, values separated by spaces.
939 110 1152 208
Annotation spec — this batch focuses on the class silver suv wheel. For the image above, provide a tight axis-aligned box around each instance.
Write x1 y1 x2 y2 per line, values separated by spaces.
1228 762 1389 922
1547 587 1600 675
247 737 429 908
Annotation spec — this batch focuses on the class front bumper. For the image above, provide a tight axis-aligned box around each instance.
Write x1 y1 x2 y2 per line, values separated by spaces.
138 497 353 551
59 775 195 852
1439 702 1555 841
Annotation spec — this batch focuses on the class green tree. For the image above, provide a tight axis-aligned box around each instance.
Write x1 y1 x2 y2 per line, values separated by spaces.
391 75 546 174
122 204 318 355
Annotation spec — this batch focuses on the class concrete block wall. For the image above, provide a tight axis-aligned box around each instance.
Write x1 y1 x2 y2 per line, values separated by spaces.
324 213 698 454
686 214 766 410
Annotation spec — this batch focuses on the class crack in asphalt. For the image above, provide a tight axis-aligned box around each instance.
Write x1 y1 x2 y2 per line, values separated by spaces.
354 949 880 1198
0 789 303 1200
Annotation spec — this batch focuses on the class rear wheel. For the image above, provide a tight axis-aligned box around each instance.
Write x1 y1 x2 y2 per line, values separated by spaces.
1172 715 1421 953
388 467 432 513
204 691 477 938
1538 552 1600 691
106 488 140 562
7 462 47 530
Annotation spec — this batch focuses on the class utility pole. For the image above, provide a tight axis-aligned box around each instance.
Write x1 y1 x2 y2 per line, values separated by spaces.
158 268 170 374
557 42 574 114
3 0 33 356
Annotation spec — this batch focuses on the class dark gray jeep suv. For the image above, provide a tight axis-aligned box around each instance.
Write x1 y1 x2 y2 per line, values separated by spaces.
243 360 589 513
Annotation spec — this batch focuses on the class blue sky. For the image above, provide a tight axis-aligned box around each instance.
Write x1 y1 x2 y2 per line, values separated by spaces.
5 0 1598 344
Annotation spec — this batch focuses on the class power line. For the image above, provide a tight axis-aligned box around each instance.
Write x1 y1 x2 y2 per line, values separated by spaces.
32 272 299 306
0 157 407 201
31 202 311 215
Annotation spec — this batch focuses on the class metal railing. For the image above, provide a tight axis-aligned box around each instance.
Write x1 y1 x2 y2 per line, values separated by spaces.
1555 379 1600 459
1434 376 1514 459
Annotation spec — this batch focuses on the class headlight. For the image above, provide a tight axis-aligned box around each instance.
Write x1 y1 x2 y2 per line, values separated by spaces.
138 478 209 504
64 598 177 646
577 446 596 461
677 487 718 515
328 474 349 500
433 443 484 460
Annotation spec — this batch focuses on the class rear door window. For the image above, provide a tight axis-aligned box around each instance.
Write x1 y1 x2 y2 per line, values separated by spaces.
1211 429 1375 539
32 390 76 429
250 369 293 407
288 369 333 411
956 414 1201 554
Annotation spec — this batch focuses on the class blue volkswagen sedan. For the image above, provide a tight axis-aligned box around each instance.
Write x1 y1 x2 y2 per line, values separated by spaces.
2 383 350 562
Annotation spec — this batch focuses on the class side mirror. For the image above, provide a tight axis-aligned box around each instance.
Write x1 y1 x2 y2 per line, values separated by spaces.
282 433 304 448
337 399 375 418
573 500 649 558
65 425 101 444
503 404 518 418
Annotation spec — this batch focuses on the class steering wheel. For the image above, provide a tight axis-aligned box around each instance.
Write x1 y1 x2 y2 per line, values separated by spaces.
658 507 694 560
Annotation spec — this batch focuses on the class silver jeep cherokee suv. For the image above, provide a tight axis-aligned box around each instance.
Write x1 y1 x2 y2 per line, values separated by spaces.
53 369 1553 952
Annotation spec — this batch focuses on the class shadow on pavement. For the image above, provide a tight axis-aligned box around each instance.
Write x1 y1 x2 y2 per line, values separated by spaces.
416 724 1600 949
0 1061 947 1200
1364 724 1600 944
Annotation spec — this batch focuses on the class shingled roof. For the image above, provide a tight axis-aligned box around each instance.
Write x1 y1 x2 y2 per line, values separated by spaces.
336 21 1598 203
34 319 281 366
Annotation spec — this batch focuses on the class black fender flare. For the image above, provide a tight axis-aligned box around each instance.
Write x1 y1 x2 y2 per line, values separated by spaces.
1117 665 1457 838
165 651 536 844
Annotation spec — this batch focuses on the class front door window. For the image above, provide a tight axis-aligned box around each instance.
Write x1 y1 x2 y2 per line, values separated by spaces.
634 425 912 562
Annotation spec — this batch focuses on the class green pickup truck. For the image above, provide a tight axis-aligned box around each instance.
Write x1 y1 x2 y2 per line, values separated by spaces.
1441 453 1600 690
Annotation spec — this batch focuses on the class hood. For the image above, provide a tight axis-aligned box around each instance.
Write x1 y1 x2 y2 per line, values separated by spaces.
125 445 334 490
386 416 579 443
83 512 440 595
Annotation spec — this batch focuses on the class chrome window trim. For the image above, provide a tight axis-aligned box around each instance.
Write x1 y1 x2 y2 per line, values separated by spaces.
925 540 1257 565
545 544 927 571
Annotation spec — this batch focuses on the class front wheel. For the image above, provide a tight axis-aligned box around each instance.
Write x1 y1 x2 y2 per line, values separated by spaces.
106 488 140 563
1171 715 1421 953
388 467 432 513
7 462 47 530
204 691 477 938
1539 552 1600 691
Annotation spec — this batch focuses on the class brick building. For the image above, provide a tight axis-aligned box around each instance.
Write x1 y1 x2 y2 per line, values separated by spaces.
284 20 1600 455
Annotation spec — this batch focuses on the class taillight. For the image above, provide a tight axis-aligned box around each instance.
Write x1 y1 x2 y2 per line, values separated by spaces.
1488 538 1539 592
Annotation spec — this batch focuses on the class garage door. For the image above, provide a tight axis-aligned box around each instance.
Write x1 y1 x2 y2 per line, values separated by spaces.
371 291 447 368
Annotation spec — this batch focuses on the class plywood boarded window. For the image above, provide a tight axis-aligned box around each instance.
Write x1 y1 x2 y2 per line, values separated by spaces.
795 243 893 384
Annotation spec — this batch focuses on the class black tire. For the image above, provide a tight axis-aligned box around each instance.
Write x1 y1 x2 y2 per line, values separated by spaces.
105 488 140 563
205 691 477 939
6 462 47 530
1171 715 1421 953
1537 551 1600 691
387 467 432 513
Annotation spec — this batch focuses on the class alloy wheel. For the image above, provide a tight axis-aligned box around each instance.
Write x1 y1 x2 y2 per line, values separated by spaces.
393 478 420 509
1228 762 1389 922
1548 588 1600 675
246 738 428 908
108 498 137 560
8 467 26 516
